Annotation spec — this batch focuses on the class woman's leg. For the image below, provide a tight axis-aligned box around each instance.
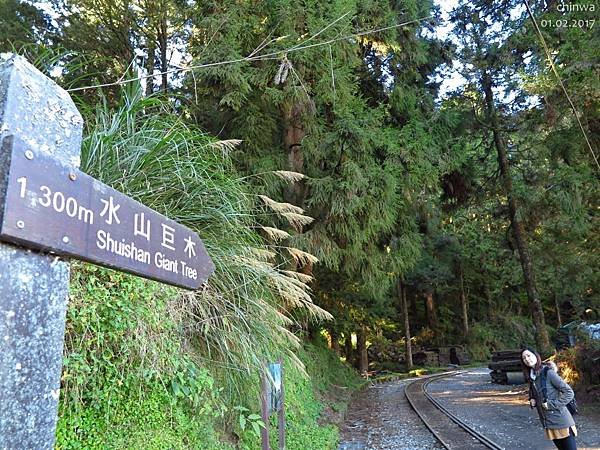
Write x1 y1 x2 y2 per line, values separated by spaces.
552 428 577 450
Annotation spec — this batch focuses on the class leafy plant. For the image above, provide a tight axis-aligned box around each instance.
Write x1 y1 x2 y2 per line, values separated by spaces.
234 406 265 438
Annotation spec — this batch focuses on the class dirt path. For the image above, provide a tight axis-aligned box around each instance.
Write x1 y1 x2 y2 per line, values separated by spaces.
338 369 600 450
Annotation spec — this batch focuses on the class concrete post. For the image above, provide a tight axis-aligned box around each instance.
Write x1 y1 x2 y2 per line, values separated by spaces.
0 54 83 449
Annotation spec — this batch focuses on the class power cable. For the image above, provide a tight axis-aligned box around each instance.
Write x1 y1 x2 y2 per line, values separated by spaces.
66 15 433 93
523 0 600 172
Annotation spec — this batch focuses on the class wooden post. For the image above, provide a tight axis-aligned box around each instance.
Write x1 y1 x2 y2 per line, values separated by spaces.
0 54 83 449
277 359 285 450
260 370 271 450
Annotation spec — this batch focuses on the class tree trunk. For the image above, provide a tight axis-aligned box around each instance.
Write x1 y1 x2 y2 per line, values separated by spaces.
357 328 368 375
344 333 353 364
145 41 155 95
458 263 469 338
397 279 413 370
330 328 340 354
482 71 551 354
424 291 438 331
158 17 168 93
409 288 418 323
282 99 307 206
554 292 562 327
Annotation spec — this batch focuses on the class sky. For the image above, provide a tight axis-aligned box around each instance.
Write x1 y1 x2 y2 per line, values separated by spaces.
433 0 468 97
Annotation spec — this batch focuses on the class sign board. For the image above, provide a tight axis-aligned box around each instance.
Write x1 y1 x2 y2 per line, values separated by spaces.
0 136 214 289
266 362 283 414
260 360 285 450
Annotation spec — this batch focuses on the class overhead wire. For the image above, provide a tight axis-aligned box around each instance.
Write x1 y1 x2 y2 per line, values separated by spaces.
66 15 434 93
64 4 598 172
522 0 600 172
286 10 353 52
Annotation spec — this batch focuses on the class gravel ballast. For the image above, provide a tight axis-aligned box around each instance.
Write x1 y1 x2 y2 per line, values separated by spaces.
338 369 600 450
338 378 444 450
427 368 600 450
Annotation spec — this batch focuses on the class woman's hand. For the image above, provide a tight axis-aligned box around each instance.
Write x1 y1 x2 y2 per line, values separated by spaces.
542 402 549 410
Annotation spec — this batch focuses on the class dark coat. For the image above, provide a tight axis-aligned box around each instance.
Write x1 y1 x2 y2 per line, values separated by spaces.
528 365 575 430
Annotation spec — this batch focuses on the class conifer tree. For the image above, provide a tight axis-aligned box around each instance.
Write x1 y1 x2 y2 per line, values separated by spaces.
183 0 448 341
450 0 553 353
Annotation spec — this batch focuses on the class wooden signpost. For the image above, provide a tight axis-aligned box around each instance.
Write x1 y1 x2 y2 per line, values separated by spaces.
0 54 214 449
0 135 214 289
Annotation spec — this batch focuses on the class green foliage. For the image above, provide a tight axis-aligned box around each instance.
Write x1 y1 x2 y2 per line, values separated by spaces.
78 82 330 409
185 0 446 303
237 339 362 450
418 0 598 355
467 315 537 362
55 82 341 448
234 406 265 439
58 267 357 449
0 0 55 51
57 264 227 449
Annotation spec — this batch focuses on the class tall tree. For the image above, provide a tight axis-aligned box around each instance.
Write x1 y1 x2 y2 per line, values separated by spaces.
0 0 54 51
451 0 552 353
183 0 449 343
44 0 191 99
397 279 413 370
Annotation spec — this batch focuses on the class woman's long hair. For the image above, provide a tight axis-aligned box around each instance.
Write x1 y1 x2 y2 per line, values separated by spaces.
520 347 543 381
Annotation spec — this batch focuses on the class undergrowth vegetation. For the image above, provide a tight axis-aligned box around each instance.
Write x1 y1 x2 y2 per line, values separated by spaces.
555 341 600 403
57 266 226 449
55 84 352 449
467 316 538 361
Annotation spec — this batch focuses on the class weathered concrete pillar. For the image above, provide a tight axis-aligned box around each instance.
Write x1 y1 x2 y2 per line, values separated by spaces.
0 54 83 449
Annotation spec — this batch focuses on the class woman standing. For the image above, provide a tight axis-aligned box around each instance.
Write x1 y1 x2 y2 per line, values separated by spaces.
521 348 577 450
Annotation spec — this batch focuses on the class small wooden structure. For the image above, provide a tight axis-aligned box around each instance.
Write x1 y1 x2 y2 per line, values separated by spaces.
489 350 525 384
413 345 470 367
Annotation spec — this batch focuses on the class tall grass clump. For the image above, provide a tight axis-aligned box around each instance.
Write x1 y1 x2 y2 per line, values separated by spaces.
59 81 331 445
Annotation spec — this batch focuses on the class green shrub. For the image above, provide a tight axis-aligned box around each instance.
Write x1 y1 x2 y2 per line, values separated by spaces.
467 315 537 361
57 265 228 449
236 339 361 450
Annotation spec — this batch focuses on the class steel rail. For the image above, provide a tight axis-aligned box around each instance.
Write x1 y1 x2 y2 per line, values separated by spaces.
405 371 505 450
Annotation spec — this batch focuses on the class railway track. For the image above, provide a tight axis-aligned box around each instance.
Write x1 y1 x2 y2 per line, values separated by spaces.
405 371 505 450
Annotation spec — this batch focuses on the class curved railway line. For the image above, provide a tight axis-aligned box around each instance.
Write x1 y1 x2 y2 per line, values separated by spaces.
404 371 505 450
